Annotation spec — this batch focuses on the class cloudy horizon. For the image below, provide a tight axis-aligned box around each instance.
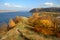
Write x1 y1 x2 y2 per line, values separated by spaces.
0 0 60 11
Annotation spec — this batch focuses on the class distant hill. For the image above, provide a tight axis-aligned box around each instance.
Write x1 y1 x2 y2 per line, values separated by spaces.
30 7 60 13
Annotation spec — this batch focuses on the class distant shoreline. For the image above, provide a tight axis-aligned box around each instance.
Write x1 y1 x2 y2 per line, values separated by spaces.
0 10 16 13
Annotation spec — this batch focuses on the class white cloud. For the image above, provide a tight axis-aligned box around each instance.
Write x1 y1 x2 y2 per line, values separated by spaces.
4 3 22 8
4 3 12 7
44 2 54 6
3 3 32 11
44 2 60 7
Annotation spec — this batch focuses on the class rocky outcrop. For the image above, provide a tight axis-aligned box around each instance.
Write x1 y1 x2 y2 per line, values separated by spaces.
0 16 60 40
0 17 60 40
14 16 20 23
8 19 16 28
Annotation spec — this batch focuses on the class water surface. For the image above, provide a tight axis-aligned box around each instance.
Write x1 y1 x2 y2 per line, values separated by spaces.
0 11 32 23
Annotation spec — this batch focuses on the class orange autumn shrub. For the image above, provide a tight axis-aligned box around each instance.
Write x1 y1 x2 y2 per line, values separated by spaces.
28 12 40 26
28 13 57 35
34 19 56 35
41 28 55 35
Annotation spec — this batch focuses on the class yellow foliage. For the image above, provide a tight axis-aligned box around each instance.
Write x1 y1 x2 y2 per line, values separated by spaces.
28 13 57 35
32 12 40 18
40 19 54 27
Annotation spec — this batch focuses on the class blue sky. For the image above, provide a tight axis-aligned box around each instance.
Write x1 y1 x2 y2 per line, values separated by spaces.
0 0 60 11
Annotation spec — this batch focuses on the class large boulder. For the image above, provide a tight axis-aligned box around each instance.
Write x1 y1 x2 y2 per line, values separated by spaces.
8 19 16 28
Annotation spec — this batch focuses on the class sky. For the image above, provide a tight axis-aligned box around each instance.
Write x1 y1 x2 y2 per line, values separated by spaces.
0 0 60 11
